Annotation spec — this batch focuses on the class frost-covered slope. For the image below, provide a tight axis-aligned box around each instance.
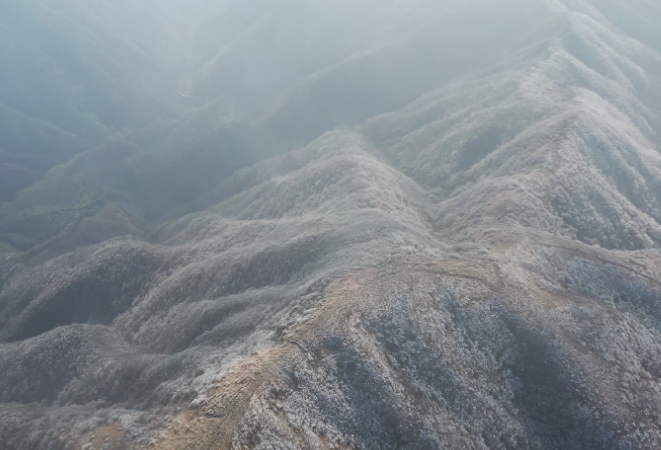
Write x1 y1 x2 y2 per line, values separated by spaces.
2 1 661 450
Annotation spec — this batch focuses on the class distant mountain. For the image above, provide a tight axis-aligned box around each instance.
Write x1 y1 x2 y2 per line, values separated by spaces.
2 1 661 449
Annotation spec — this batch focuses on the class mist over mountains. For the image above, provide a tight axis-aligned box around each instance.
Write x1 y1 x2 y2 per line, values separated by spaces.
2 1 661 449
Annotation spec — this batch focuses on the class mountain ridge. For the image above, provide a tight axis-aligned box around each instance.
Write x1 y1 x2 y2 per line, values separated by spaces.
2 1 661 449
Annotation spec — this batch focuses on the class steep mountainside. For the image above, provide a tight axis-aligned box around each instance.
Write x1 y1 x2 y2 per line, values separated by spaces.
2 1 661 449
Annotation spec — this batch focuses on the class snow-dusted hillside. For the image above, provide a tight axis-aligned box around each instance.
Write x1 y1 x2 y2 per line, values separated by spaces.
2 1 661 449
